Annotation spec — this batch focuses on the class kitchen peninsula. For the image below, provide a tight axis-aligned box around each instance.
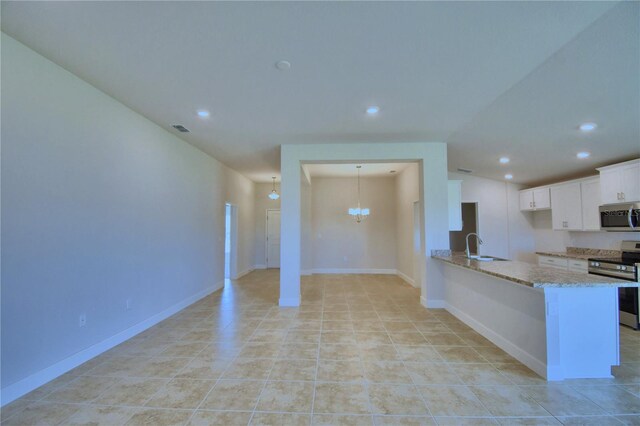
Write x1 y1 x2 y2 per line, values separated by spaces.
432 251 637 381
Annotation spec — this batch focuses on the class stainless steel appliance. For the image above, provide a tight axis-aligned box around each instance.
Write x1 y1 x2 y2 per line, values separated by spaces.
599 203 640 231
589 240 640 329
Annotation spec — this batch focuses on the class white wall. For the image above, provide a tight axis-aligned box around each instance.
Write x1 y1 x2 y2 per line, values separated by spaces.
301 175 313 273
311 177 397 272
506 182 537 263
448 172 536 262
396 164 420 283
225 171 256 277
0 34 255 402
253 182 281 268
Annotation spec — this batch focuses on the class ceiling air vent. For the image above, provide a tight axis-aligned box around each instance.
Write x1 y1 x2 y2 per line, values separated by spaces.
172 124 190 133
457 168 473 174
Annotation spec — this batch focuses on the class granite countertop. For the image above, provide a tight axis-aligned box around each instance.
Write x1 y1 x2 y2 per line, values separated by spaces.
432 251 636 289
536 247 620 261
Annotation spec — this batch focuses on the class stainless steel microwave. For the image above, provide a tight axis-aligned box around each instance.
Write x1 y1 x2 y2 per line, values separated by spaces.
599 203 640 231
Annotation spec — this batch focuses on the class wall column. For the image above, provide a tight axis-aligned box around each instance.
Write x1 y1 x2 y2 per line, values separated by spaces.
279 146 301 306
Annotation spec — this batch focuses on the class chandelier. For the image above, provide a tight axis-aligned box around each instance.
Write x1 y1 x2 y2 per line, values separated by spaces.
348 165 370 223
268 177 280 200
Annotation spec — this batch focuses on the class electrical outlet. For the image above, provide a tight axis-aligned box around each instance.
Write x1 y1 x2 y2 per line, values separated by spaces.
78 314 87 327
126 299 132 310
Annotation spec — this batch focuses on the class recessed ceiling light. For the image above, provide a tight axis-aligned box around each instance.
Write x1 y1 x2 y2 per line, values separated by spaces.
197 110 210 118
499 157 510 164
579 122 597 132
366 106 380 115
504 174 513 180
275 60 291 71
577 151 591 159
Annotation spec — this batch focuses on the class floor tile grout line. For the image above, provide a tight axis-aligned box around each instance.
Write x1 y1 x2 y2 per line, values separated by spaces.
8 274 640 425
308 288 324 420
245 309 292 425
184 305 270 426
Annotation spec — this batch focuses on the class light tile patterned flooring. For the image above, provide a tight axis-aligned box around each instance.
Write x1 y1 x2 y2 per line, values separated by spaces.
3 270 640 425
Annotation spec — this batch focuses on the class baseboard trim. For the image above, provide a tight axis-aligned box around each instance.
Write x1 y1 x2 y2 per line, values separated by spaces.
421 297 446 309
445 302 547 379
0 281 223 406
279 297 301 307
300 269 313 276
311 268 397 275
254 264 267 270
397 271 415 287
234 267 254 279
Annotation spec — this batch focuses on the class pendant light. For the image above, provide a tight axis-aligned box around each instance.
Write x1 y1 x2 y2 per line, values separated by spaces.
268 177 280 200
347 166 370 223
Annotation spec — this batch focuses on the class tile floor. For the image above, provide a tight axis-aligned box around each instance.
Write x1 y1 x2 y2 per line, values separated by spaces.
2 270 640 425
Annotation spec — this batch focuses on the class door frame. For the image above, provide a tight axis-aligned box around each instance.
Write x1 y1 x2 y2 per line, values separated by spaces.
412 200 422 289
265 208 281 268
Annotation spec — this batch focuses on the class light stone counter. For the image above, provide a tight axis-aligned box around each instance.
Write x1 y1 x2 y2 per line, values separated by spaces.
432 250 633 381
536 247 620 261
433 253 636 288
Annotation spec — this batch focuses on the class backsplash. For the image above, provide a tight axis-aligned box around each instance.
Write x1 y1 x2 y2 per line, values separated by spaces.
569 232 640 251
566 246 620 257
533 210 640 252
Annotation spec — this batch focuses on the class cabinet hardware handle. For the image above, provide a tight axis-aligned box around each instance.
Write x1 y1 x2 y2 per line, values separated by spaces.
621 192 625 200
530 201 533 208
533 201 536 208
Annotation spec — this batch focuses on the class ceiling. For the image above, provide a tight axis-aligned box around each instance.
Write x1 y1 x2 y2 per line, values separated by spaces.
2 1 638 185
304 163 411 178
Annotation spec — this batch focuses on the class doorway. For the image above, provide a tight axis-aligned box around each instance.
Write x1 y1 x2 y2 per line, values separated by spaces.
449 202 478 254
224 203 238 279
266 209 281 268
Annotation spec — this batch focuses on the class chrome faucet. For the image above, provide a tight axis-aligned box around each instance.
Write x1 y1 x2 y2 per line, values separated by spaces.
465 233 483 258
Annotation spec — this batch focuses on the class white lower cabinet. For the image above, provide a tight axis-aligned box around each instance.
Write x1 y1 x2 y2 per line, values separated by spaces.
568 259 589 274
538 255 568 270
538 255 588 273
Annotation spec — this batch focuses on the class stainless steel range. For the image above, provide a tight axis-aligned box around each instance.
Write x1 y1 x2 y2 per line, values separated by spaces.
589 241 640 329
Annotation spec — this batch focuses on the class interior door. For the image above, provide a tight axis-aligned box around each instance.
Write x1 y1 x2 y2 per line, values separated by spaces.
266 209 281 268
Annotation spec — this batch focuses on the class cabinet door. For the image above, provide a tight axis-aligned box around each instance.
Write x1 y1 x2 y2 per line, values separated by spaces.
448 180 462 231
550 186 566 230
621 163 640 202
581 179 601 231
533 188 551 210
599 169 622 205
568 260 588 273
551 183 582 230
520 190 534 211
564 182 583 230
538 256 568 270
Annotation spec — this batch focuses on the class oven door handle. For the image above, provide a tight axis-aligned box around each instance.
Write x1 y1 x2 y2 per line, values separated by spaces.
629 207 636 229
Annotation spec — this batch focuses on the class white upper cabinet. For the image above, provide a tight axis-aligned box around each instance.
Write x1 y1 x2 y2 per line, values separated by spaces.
519 187 551 211
597 159 640 204
581 178 601 231
550 182 583 231
448 180 462 231
532 188 551 209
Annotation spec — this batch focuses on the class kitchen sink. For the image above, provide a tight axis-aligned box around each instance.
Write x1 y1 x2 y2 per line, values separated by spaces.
468 255 508 262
